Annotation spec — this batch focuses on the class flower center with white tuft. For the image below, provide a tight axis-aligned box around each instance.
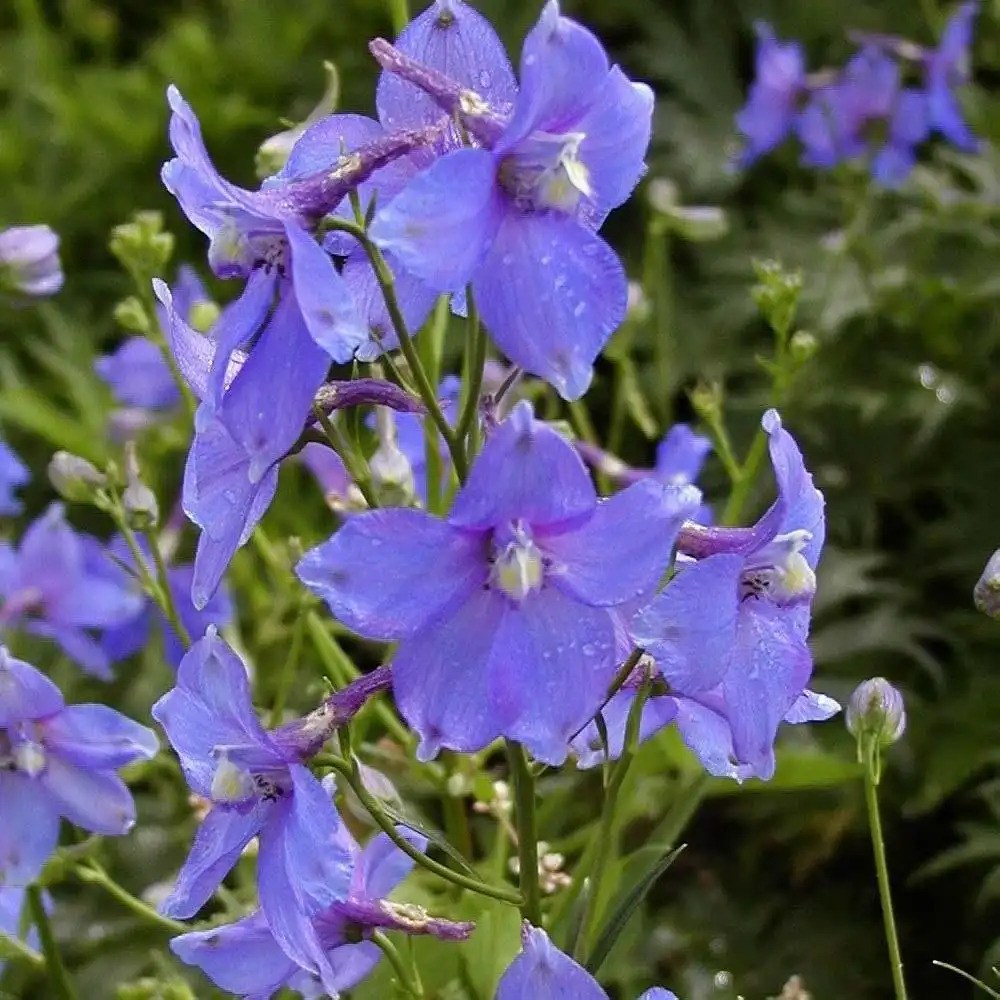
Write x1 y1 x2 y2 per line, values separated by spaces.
740 529 817 605
500 131 592 213
491 522 545 602
13 738 46 778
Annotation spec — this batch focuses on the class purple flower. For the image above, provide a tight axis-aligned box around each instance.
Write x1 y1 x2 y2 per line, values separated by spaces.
171 816 471 999
0 505 145 678
871 88 930 186
735 23 807 166
96 535 232 668
371 1 653 400
0 225 63 297
151 631 355 983
0 437 29 516
301 442 359 511
298 400 699 764
629 410 837 780
0 646 157 891
156 279 277 609
497 924 679 1000
925 1 980 151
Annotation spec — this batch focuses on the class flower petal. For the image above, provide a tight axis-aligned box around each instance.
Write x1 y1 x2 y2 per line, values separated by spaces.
784 688 841 723
370 148 503 292
357 829 423 900
632 553 743 692
543 480 700 608
496 925 608 1000
0 771 61 887
0 648 63 726
297 508 486 641
161 804 268 919
43 704 158 769
448 400 596 530
170 911 297 998
39 758 137 835
474 214 626 400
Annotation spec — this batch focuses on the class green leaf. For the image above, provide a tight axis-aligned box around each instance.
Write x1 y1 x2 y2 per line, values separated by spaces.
585 844 685 976
458 896 522 1000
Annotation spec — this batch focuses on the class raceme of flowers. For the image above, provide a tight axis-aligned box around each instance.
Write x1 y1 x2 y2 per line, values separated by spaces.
0 1 902 997
736 1 980 185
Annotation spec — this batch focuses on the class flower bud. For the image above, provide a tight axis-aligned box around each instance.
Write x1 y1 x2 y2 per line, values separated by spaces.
752 258 803 339
122 441 158 530
846 677 906 748
0 224 63 297
113 296 151 333
109 211 174 279
48 451 107 502
789 330 818 365
974 549 1000 619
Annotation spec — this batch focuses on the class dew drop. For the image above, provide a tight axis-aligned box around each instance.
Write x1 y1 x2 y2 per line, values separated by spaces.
554 273 567 289
573 302 587 317
479 70 492 89
502 253 515 266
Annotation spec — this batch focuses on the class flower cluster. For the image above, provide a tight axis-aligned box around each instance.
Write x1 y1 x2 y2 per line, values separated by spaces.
736 2 980 184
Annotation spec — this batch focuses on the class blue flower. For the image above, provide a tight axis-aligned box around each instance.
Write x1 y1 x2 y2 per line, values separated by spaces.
298 400 699 764
151 631 355 984
630 410 837 780
735 23 806 167
0 225 63 297
0 645 157 892
171 814 471 999
0 505 145 678
371 1 653 400
925 1 980 151
0 437 29 516
497 924 679 1000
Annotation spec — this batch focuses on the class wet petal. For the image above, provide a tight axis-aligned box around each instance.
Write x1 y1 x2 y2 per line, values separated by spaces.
474 214 626 400
543 480 700 607
496 924 609 1000
572 689 678 769
448 400 595 530
784 688 841 723
297 508 486 641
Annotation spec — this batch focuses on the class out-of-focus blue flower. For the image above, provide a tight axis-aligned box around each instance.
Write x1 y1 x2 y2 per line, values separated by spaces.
925 1 980 151
496 924 679 1000
171 810 471 998
0 645 157 892
151 631 355 985
298 400 699 764
630 409 837 780
0 505 145 678
0 437 29 516
0 225 63 297
371 1 653 400
96 535 232 668
735 23 806 167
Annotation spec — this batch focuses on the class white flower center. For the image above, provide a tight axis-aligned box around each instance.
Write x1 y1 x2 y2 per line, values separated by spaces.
491 525 545 602
741 529 817 604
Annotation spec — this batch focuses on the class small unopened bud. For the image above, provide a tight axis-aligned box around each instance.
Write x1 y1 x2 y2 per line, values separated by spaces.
846 678 906 748
0 224 63 297
752 258 803 339
789 330 818 364
48 451 107 502
122 441 158 529
109 211 174 279
188 300 220 333
974 549 1000 619
370 409 416 505
113 296 150 333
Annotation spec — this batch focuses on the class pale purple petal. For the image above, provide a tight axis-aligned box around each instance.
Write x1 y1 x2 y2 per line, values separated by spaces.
448 400 596 530
39 758 137 835
474 214 626 400
357 829 423 900
297 508 486 641
784 689 841 723
0 771 61 886
543 480 700 607
370 148 503 292
0 648 64 725
43 704 158 769
496 925 609 1000
572 689 678 769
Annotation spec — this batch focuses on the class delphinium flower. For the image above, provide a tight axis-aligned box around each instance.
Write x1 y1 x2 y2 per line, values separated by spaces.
171 811 473 998
370 0 654 399
0 645 158 890
496 924 678 999
736 2 980 185
298 400 700 764
0 225 63 297
96 534 232 668
0 505 144 678
0 436 29 516
575 411 838 780
96 265 212 436
151 630 358 982
975 547 1000 619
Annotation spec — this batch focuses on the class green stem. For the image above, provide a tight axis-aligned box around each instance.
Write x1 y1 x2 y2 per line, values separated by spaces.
721 427 768 526
323 755 523 906
455 288 486 455
269 604 306 726
27 884 78 1000
0 928 44 969
507 742 542 925
145 528 191 649
863 746 909 1000
329 219 467 480
75 864 188 936
312 403 379 509
576 683 651 960
386 0 409 34
372 930 424 997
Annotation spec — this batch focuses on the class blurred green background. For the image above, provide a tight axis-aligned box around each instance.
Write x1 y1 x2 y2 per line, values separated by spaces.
3 1 1000 998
